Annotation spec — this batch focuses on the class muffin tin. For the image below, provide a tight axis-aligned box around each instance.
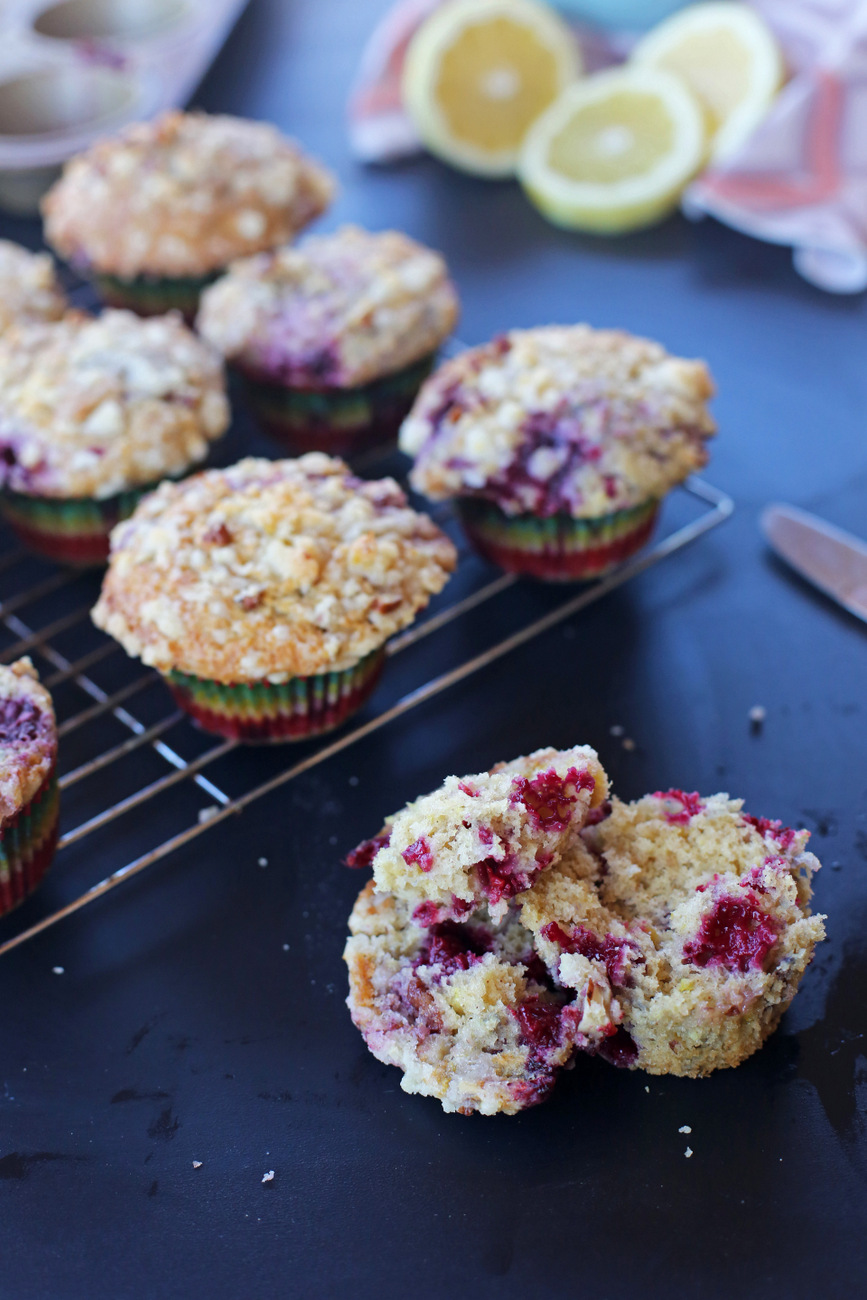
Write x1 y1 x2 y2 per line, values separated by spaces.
0 0 248 213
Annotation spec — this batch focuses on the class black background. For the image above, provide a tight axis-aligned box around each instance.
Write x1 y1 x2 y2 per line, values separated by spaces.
1 2 865 1296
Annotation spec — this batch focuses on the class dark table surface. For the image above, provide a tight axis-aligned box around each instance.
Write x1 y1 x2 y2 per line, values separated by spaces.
1 2 866 1296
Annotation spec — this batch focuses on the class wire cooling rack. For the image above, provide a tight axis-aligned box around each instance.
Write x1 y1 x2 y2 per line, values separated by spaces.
0 470 732 958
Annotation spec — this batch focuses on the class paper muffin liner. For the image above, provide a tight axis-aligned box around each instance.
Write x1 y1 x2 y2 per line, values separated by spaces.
457 497 660 581
165 647 386 742
238 352 437 457
0 766 60 918
92 271 220 322
0 485 153 566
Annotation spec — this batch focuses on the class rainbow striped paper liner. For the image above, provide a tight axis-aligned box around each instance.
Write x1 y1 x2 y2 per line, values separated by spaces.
93 270 220 322
165 647 386 743
239 352 436 457
0 766 60 918
0 485 153 566
457 497 660 581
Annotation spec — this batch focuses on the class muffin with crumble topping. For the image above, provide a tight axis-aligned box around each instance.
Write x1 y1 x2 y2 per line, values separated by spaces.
0 240 66 336
42 111 335 320
91 455 457 741
197 225 459 457
400 324 716 580
0 658 59 917
0 310 229 564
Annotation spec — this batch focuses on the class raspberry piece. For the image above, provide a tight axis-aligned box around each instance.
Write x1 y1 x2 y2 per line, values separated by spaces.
344 829 391 870
683 894 779 974
0 696 45 745
742 814 797 852
541 921 636 987
511 996 564 1052
509 765 594 832
653 790 704 824
402 836 434 872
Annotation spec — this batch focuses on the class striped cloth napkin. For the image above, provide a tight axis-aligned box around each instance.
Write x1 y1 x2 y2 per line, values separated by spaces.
348 0 867 293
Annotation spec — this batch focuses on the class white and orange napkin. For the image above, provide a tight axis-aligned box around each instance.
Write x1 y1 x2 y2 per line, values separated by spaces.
348 0 867 293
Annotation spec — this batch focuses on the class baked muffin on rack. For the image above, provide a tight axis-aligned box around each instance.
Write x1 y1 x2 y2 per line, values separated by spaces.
400 325 716 580
91 455 457 742
0 658 59 918
351 745 608 923
0 240 66 336
197 225 459 457
522 791 826 1077
42 110 336 320
0 309 229 565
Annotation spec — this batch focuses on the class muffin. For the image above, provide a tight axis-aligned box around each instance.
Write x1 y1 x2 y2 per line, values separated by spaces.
522 791 826 1077
349 745 608 923
400 325 716 580
345 756 827 1113
197 226 459 456
91 455 457 742
0 659 59 917
42 111 336 320
0 240 66 336
0 310 229 565
345 880 595 1116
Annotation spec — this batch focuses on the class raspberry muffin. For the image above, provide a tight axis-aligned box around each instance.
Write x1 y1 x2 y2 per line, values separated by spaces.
91 455 456 741
197 226 459 457
350 746 608 923
42 111 336 320
400 325 716 580
523 791 826 1077
344 881 602 1116
0 240 66 336
0 658 59 917
0 310 229 564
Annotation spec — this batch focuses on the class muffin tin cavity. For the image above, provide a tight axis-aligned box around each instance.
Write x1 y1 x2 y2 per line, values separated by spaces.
0 65 134 138
34 0 189 44
0 0 247 211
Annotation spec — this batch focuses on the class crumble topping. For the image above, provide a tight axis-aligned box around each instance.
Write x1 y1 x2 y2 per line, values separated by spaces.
197 225 459 388
400 325 716 517
0 241 66 336
92 455 457 682
43 111 336 280
0 658 57 828
0 310 229 499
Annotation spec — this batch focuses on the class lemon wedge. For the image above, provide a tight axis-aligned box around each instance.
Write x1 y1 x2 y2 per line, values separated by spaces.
402 0 582 178
632 2 784 162
518 66 706 234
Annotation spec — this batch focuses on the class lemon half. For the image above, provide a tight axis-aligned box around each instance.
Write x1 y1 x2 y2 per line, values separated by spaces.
518 66 706 234
402 0 582 178
632 1 784 162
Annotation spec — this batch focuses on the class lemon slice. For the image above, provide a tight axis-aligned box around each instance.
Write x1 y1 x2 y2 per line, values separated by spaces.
632 2 784 163
518 67 706 235
402 0 582 178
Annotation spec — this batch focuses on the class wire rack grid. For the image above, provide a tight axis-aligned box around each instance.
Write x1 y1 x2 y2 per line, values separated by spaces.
0 467 732 960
